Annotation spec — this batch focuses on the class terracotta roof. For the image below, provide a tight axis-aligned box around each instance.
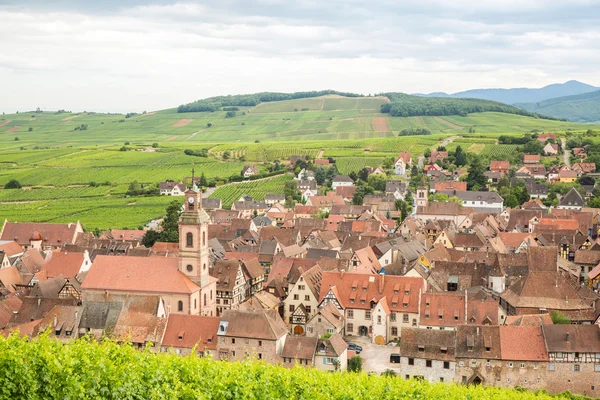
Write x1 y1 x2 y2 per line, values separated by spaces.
559 170 578 178
0 294 22 329
434 181 467 191
497 232 533 248
161 314 220 351
317 303 344 329
499 325 548 361
455 325 501 359
0 266 23 293
318 333 347 357
574 250 600 265
281 336 318 360
319 271 423 313
504 314 553 326
259 226 297 246
542 324 600 353
218 309 287 340
81 256 199 294
490 161 510 171
523 154 541 163
1 222 80 248
104 230 146 241
44 251 87 279
0 241 24 257
395 152 411 164
151 242 179 256
335 185 358 199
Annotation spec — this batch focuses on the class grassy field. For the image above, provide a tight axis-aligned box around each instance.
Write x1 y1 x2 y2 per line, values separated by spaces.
209 174 292 208
1 94 599 230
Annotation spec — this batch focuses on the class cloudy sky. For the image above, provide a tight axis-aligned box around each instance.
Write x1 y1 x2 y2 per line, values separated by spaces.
1 0 599 113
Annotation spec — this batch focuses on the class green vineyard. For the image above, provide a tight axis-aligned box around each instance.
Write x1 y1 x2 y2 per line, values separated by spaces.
209 174 292 208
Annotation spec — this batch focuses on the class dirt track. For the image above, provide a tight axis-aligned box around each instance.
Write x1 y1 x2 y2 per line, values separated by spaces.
373 117 390 132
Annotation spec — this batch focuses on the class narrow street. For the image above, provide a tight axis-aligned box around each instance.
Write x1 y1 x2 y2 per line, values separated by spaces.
561 137 571 168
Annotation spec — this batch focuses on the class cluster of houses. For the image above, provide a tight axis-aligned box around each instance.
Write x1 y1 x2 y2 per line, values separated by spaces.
1 148 600 397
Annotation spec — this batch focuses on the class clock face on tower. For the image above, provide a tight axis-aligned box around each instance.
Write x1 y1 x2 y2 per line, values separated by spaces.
188 197 195 204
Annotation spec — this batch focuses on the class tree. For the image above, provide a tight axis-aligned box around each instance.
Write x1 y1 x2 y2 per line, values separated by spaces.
127 181 142 196
141 229 161 248
348 171 358 182
382 157 394 170
326 164 338 180
505 193 519 208
352 186 374 205
466 156 487 191
152 143 159 148
423 149 431 158
222 151 230 160
454 145 467 167
395 199 409 222
4 179 22 189
436 145 446 152
358 168 370 182
550 310 571 325
28 127 33 132
315 167 327 185
348 356 363 372
199 172 208 188
382 369 396 377
206 123 213 128
367 174 386 191
158 200 181 243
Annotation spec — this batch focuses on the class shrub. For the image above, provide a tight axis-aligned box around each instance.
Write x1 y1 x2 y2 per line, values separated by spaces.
4 179 22 189
348 356 363 372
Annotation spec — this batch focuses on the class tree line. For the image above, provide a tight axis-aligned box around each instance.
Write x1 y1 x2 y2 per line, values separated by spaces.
379 93 558 119
177 90 363 113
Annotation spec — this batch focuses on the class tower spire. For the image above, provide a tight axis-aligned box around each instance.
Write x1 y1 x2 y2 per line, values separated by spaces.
191 163 198 191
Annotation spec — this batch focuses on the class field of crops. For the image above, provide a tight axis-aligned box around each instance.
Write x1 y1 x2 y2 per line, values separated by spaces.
335 157 387 174
480 144 520 158
209 174 292 208
0 195 175 231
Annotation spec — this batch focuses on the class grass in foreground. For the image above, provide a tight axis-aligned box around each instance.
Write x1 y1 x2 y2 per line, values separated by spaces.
0 333 580 400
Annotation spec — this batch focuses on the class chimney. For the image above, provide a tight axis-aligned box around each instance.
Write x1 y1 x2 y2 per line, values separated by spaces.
53 314 57 327
566 332 570 342
37 298 41 307
477 326 480 336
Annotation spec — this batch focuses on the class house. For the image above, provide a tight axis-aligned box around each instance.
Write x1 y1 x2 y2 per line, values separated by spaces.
82 189 217 317
331 176 354 189
336 185 358 202
544 143 559 156
537 133 556 143
264 194 285 206
0 221 83 251
319 272 426 344
159 181 186 196
305 193 345 212
525 182 549 199
523 154 541 164
314 334 348 372
419 292 499 330
437 190 504 214
558 169 578 183
572 162 596 174
314 159 330 166
394 152 412 176
241 165 260 178
289 155 307 166
490 161 510 175
433 181 467 193
517 164 546 180
542 324 600 397
572 148 587 158
160 314 220 356
281 336 317 368
284 265 322 335
557 188 585 210
429 151 448 164
216 309 288 363
305 303 344 338
399 328 456 383
231 200 269 218
424 164 443 175
296 168 315 181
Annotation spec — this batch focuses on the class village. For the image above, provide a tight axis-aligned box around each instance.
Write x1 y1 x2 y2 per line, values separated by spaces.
1 133 600 397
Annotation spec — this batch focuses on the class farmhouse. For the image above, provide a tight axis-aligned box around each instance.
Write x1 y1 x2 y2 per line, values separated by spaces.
331 176 354 189
160 181 187 196
394 152 412 176
241 165 259 178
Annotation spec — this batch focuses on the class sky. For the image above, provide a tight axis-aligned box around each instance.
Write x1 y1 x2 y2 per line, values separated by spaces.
1 0 600 113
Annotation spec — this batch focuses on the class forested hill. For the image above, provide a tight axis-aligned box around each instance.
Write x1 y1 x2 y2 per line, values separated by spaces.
380 93 559 120
177 90 363 112
516 89 600 123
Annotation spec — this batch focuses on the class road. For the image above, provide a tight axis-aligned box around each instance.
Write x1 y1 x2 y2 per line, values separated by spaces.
440 135 460 147
346 336 399 374
561 138 570 168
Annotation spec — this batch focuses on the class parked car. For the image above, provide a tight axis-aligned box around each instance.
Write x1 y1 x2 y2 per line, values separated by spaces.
347 343 363 353
389 354 400 363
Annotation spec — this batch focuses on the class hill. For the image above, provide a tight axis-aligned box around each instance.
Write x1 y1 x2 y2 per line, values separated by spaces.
516 89 600 123
0 333 578 400
417 80 598 105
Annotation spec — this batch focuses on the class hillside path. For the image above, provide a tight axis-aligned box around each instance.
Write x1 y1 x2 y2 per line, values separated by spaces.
437 135 460 148
561 138 571 168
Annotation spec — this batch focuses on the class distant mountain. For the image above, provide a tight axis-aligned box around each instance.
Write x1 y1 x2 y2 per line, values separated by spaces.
515 89 600 123
416 80 598 105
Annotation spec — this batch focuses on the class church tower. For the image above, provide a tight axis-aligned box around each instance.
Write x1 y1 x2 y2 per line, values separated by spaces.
178 186 216 316
416 176 428 209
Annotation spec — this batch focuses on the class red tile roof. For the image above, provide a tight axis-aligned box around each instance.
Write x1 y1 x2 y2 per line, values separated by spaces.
490 161 510 171
434 181 467 191
319 271 424 313
536 218 579 231
44 251 87 279
523 154 541 163
1 222 80 248
0 241 24 257
81 256 199 294
161 314 220 351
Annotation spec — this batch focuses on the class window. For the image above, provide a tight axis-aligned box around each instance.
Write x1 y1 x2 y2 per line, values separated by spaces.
187 264 193 272
403 314 409 323
440 377 444 383
426 360 432 368
177 301 183 312
485 346 490 352
520 363 525 369
487 360 491 367
390 313 396 322
284 357 291 363
574 365 581 372
202 231 206 246
186 232 193 248
441 348 447 354
258 353 262 360
459 361 464 367
347 323 353 332
258 340 262 346
365 311 371 320
391 327 398 336
327 328 334 334
462 376 467 384
524 378 528 384
471 361 477 367
595 365 600 372
289 305 295 312
377 315 382 325
408 358 414 366
245 339 249 345
347 310 354 319
549 363 555 371
203 293 206 307
305 306 312 313
293 294 299 300
304 295 310 301
232 338 236 344
306 327 313 333
194 299 197 309
412 319 417 327
443 361 450 369
508 362 513 368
